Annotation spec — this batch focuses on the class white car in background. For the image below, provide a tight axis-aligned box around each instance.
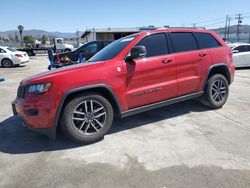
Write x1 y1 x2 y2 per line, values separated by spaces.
0 46 29 68
228 43 250 68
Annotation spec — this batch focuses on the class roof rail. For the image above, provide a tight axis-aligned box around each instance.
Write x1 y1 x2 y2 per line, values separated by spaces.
139 26 206 31
162 26 206 29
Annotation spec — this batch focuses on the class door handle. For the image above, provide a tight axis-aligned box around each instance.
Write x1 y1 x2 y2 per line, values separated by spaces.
199 52 207 57
162 59 173 64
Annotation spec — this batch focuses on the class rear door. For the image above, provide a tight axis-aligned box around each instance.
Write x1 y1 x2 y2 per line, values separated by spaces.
124 33 177 109
170 32 211 96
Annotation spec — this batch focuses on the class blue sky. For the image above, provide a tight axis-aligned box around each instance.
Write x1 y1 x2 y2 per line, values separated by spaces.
1 0 250 32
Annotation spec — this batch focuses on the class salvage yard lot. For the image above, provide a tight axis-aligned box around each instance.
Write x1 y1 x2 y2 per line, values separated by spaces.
0 56 250 188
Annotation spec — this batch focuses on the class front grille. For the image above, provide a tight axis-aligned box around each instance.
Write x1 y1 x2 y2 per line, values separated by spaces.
17 85 28 99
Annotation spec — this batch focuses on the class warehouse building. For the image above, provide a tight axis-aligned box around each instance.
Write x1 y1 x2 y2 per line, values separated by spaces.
81 27 155 42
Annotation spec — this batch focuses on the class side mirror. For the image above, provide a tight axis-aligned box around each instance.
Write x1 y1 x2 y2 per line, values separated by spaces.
126 46 147 62
232 49 239 53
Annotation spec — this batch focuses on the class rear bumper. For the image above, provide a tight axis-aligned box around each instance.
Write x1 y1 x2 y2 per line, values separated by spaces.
11 100 56 139
12 57 29 65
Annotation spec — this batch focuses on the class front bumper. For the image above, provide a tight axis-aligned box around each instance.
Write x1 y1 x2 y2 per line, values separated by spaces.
12 99 56 139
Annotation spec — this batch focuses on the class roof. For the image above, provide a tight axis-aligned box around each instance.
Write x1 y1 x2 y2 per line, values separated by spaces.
81 26 207 38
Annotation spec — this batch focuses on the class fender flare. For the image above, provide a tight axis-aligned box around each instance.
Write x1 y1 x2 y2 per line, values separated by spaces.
202 63 231 90
53 84 122 130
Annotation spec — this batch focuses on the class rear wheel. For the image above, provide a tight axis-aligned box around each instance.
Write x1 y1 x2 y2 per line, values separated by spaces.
201 74 229 109
1 59 13 68
60 93 114 144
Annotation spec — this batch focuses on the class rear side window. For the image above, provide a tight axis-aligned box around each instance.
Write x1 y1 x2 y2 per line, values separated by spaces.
194 32 221 49
234 45 250 52
170 32 198 53
136 33 168 57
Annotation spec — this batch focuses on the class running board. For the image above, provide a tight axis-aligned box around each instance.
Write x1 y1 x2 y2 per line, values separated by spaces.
121 92 204 118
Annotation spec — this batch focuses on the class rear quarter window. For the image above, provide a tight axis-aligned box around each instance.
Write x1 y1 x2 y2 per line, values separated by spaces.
170 32 198 53
194 32 221 49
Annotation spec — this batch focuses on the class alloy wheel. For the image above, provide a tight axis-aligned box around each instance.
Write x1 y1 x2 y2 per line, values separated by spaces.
72 100 107 135
211 79 227 102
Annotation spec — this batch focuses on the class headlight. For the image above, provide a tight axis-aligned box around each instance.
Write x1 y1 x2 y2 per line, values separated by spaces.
28 83 52 94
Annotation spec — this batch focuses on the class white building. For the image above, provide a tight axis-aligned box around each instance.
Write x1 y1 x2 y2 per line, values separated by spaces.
81 27 147 42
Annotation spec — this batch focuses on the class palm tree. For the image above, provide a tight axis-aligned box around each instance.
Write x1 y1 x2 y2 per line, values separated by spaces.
17 25 24 46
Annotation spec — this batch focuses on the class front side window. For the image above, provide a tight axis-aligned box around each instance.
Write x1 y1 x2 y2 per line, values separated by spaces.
194 32 221 49
0 48 6 53
136 33 168 57
57 39 62 44
84 44 98 54
170 32 198 53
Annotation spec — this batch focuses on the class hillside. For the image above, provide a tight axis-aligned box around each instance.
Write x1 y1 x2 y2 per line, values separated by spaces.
0 29 78 39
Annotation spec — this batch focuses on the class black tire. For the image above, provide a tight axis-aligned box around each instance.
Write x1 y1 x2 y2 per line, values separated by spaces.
27 50 35 56
1 59 13 68
60 92 114 144
201 74 229 109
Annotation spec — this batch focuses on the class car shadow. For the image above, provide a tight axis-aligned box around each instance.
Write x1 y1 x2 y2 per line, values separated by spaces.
235 67 250 70
0 65 26 68
0 100 209 155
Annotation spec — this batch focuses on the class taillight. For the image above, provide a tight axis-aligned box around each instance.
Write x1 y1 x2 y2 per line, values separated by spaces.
15 54 23 58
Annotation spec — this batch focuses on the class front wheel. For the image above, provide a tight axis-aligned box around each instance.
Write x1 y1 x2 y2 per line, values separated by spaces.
201 74 229 109
60 93 114 144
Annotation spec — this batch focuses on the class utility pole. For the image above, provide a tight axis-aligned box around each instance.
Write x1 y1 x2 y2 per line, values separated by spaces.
227 17 232 40
235 14 243 42
224 15 228 39
76 30 80 47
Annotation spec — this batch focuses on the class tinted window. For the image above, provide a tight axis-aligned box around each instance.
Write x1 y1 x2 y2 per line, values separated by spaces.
234 45 249 52
136 33 168 57
81 43 98 55
89 35 137 62
194 33 221 49
7 48 18 52
170 32 198 53
57 39 62 44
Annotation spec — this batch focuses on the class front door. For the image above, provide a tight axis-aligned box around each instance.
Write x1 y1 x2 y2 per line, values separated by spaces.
123 33 177 109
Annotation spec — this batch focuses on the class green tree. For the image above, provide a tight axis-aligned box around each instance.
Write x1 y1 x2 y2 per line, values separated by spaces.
41 35 48 45
17 25 24 46
23 35 34 44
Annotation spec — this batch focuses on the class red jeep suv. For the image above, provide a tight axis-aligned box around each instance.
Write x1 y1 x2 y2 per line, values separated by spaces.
12 28 235 143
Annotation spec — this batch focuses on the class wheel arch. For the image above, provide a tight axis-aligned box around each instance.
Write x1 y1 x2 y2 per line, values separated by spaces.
203 64 231 90
1 58 13 66
54 84 122 131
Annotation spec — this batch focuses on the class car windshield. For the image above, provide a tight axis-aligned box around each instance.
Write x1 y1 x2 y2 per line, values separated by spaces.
7 47 18 52
88 35 137 62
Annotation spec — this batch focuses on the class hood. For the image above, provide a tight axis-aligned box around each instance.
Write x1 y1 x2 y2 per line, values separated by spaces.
64 44 74 49
21 61 105 85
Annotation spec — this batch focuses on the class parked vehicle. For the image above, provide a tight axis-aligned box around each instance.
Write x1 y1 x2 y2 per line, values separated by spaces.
18 38 74 56
12 28 235 143
228 43 250 68
52 41 111 68
0 46 29 68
